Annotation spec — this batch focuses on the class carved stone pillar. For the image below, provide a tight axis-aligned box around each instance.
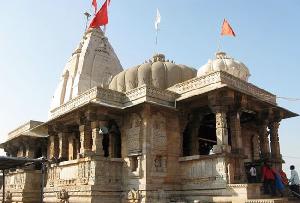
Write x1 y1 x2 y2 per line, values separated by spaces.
79 124 92 156
17 142 26 157
258 121 270 159
252 133 260 160
68 134 77 160
58 131 68 161
91 121 107 156
191 127 199 155
48 135 59 160
229 111 243 153
269 121 281 159
24 139 35 158
212 106 231 154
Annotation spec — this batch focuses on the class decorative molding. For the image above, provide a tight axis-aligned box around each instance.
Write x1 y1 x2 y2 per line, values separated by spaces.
7 120 43 140
49 72 276 120
168 71 276 105
49 87 99 119
49 85 179 120
220 72 276 105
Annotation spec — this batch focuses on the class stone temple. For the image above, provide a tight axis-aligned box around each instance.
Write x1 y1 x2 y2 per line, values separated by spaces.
0 28 298 203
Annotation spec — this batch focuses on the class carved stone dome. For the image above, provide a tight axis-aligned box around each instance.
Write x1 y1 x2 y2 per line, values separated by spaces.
197 52 250 81
109 54 197 92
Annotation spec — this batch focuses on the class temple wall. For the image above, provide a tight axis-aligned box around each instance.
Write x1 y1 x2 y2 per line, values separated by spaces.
0 170 42 203
44 157 123 203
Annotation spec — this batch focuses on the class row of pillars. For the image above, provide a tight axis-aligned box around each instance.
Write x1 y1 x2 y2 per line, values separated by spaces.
5 139 44 159
47 120 108 161
212 105 281 160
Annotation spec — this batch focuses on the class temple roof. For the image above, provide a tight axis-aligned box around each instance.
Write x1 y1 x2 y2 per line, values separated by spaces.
0 120 47 145
50 28 123 113
197 52 250 81
0 156 46 170
109 53 197 92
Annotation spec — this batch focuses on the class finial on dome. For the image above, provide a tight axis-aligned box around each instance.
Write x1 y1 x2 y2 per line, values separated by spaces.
215 51 230 59
152 53 165 62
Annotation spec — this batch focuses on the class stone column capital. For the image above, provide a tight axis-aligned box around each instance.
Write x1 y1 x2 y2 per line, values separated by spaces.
269 121 280 130
91 121 98 129
210 105 228 114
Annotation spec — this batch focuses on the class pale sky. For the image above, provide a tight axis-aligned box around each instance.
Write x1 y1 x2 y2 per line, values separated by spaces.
0 1 299 174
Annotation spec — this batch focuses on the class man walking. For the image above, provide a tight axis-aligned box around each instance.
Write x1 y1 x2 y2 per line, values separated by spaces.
289 165 300 196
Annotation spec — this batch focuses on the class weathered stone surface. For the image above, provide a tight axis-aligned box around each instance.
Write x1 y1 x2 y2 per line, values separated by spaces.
1 26 298 203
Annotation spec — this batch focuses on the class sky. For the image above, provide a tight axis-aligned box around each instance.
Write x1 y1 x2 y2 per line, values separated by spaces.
0 1 299 174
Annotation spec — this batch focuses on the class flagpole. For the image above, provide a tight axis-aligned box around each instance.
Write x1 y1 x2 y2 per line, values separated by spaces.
217 19 224 52
103 0 109 36
217 35 222 52
155 8 161 54
155 26 159 54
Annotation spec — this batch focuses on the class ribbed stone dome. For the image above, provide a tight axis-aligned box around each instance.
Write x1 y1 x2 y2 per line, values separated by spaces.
109 54 197 92
197 52 250 81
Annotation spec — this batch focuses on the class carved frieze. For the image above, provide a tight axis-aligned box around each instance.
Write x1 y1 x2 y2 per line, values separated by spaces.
56 189 69 203
151 113 167 151
126 114 142 154
125 188 144 203
168 71 276 105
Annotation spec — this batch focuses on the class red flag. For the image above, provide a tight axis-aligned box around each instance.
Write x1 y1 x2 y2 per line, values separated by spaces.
221 19 236 37
92 0 97 14
89 0 110 28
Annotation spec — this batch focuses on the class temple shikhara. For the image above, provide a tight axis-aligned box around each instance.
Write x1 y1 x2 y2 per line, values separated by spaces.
0 27 298 203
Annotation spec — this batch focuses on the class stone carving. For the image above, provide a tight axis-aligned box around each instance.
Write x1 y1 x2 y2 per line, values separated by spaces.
5 191 12 202
153 155 167 173
213 107 230 154
56 189 69 203
152 113 167 151
50 84 179 119
126 114 142 154
269 121 281 158
6 172 25 190
180 156 228 185
127 188 142 203
168 71 276 104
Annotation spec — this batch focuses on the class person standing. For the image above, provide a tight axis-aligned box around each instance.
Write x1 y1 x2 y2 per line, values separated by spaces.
262 163 276 196
289 165 300 196
249 165 257 183
274 168 285 197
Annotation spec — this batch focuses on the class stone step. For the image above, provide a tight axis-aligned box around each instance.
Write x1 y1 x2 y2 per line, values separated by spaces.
245 198 288 203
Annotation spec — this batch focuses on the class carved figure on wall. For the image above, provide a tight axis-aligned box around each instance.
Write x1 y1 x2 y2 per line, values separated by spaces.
5 190 12 203
56 189 69 203
153 155 167 173
126 113 142 154
127 188 142 203
152 113 167 151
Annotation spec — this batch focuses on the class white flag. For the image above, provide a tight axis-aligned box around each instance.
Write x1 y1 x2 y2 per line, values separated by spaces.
155 8 161 30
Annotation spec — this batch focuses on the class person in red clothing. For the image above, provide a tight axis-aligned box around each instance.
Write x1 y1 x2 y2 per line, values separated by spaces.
279 169 289 186
261 162 276 196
